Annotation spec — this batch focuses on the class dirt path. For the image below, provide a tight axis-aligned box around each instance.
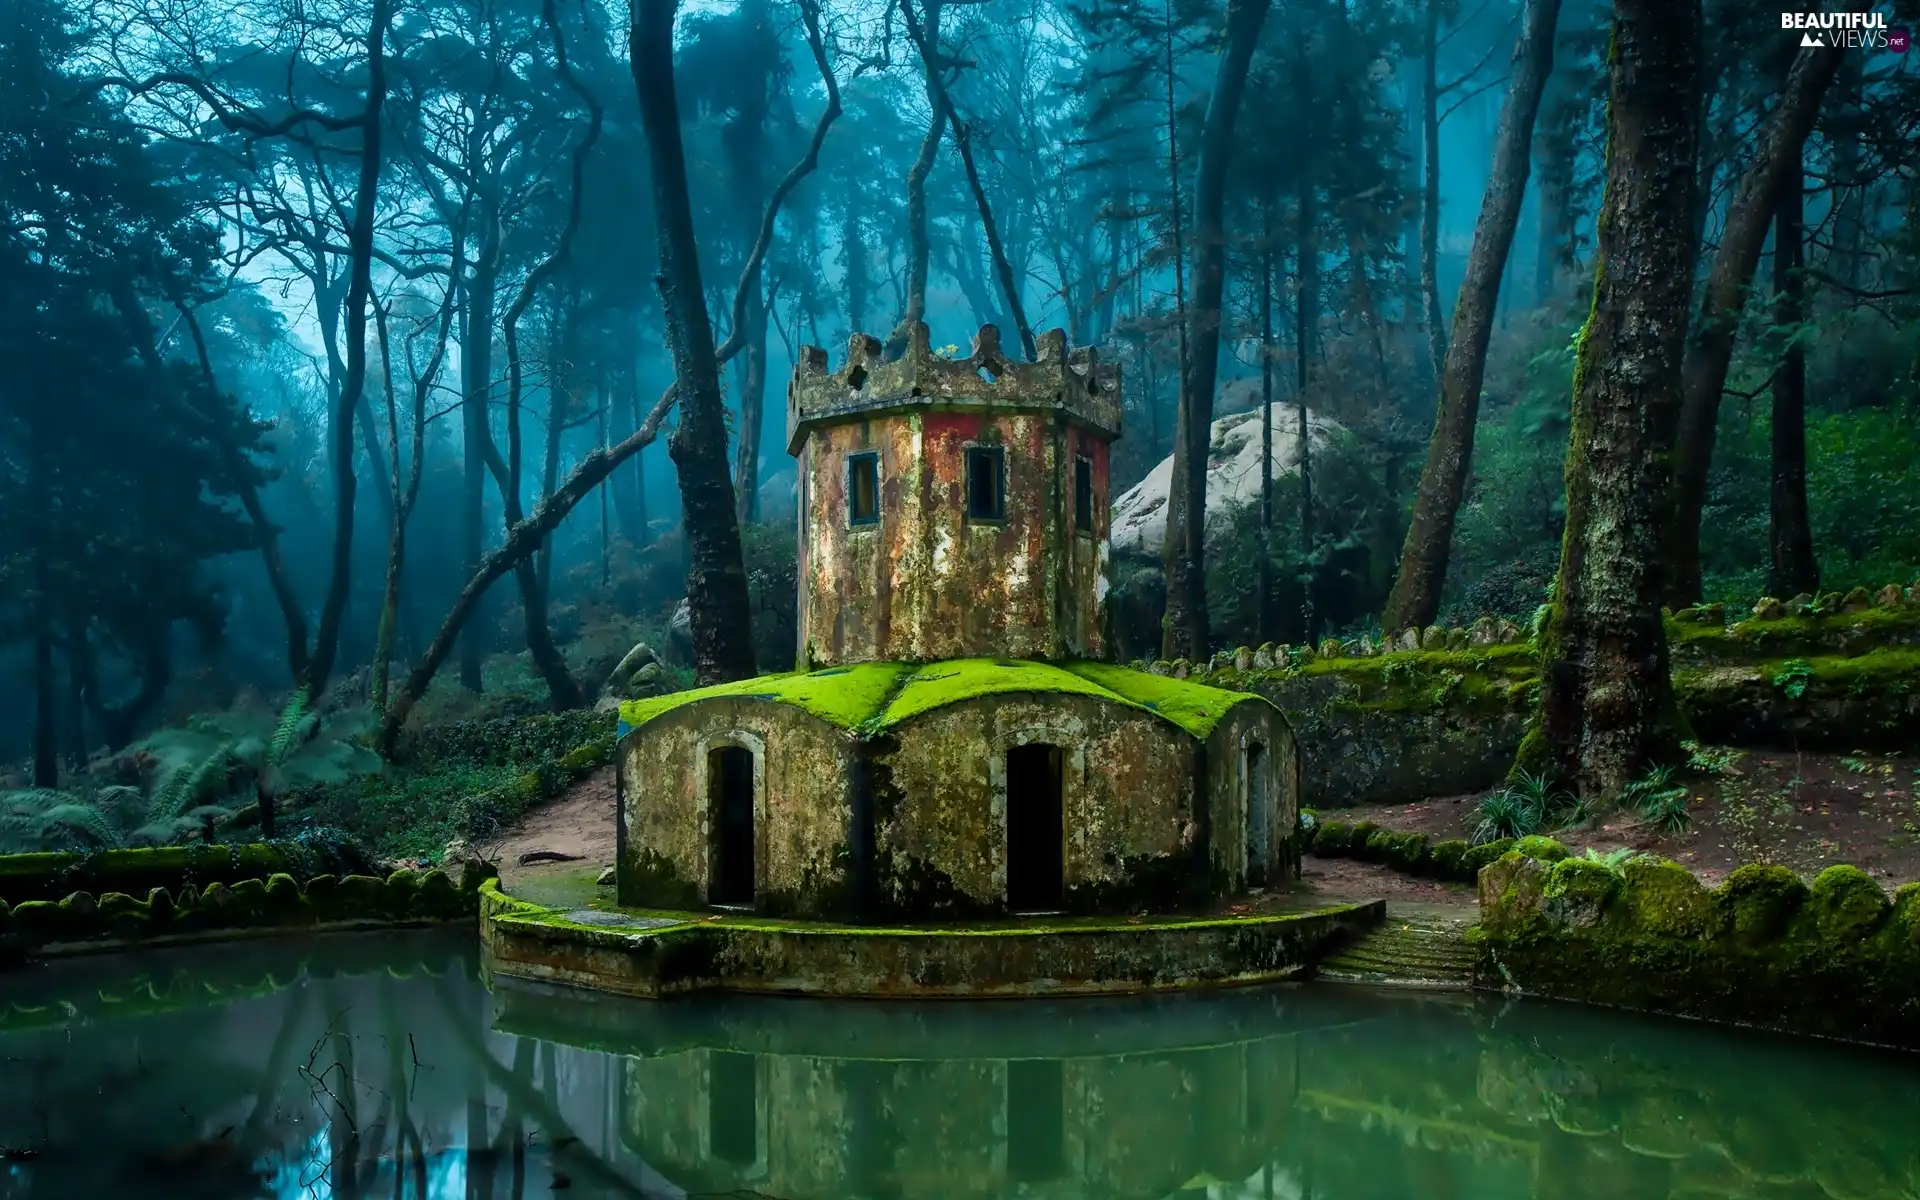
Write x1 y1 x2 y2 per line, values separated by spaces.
485 765 618 899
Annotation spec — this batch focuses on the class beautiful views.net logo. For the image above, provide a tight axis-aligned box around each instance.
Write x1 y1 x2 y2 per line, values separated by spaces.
1781 11 1907 50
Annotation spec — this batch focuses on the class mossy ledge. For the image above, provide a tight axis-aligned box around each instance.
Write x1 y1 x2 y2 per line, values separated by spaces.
0 849 496 964
1305 815 1501 885
1472 840 1920 1049
479 880 1383 999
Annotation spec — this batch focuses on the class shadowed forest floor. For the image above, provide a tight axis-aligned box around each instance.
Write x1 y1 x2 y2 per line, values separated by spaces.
1335 749 1920 888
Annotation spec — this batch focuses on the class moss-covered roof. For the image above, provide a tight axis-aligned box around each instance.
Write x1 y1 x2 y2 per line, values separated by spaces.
617 658 1264 741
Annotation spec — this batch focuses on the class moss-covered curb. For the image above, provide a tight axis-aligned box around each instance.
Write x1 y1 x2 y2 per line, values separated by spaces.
0 854 496 964
479 880 1383 998
1303 816 1507 885
0 839 376 906
616 657 1262 741
1472 839 1920 1048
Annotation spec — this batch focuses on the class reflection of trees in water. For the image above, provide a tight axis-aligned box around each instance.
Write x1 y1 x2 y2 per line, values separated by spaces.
4 948 1920 1199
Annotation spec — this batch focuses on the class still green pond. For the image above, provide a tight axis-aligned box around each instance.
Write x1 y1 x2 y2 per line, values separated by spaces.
0 931 1915 1199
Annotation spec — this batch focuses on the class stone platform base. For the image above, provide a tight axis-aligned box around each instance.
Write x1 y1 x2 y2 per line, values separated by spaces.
478 882 1383 999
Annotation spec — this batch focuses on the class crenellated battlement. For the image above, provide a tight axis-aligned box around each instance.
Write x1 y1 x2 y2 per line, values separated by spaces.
786 321 1121 455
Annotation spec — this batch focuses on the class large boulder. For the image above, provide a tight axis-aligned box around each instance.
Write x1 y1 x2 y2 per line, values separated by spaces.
1109 403 1342 557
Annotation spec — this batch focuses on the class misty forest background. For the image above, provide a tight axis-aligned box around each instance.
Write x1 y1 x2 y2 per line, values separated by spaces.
2 0 1918 852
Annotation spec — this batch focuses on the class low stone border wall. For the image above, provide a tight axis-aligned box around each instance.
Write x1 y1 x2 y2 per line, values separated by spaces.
0 849 495 963
479 882 1384 999
0 840 376 906
1305 817 1521 884
1472 838 1920 1049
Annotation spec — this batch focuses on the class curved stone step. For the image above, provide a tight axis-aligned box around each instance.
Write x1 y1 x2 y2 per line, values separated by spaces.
1312 910 1475 991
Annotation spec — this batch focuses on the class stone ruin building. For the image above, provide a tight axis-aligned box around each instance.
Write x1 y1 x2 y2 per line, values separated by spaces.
615 323 1300 922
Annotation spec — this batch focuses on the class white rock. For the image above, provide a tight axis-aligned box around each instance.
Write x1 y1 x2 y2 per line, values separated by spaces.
1109 404 1342 557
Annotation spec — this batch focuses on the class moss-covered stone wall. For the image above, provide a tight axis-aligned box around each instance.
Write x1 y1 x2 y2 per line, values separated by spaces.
0 840 376 906
618 698 859 916
1472 839 1920 1048
1147 584 1920 806
0 850 492 964
872 693 1199 917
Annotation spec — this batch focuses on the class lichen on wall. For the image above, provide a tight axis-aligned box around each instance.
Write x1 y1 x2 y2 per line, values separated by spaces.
619 698 860 916
872 693 1194 917
1473 838 1920 1047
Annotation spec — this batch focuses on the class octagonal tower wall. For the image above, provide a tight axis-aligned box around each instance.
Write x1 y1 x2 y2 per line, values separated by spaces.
787 323 1121 668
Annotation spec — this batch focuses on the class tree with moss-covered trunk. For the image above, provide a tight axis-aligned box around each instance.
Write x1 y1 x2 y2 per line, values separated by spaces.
1533 0 1699 798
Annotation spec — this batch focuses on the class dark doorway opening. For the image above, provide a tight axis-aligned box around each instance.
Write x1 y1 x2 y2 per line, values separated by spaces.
1007 743 1064 911
1247 742 1269 888
710 746 755 906
1007 1058 1066 1181
708 1050 758 1166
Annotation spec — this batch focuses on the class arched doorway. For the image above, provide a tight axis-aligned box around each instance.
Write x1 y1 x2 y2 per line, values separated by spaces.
1246 742 1269 888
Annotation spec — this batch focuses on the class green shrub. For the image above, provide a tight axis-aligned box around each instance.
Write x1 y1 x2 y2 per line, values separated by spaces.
1386 832 1431 873
1347 822 1381 860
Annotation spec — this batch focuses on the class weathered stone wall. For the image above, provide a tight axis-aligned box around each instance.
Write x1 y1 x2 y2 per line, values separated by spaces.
790 323 1120 669
871 693 1195 917
1473 838 1920 1049
1204 700 1301 888
1148 584 1920 806
617 699 859 915
797 410 1109 666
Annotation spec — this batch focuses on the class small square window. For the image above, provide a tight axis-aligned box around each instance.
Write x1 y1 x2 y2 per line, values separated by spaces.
848 452 879 526
965 446 1005 521
1073 456 1094 533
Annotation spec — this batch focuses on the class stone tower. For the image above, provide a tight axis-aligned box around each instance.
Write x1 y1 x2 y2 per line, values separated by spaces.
785 322 1122 668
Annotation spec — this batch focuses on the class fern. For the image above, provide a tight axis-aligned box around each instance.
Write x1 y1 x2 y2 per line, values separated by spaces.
33 803 124 850
269 687 314 763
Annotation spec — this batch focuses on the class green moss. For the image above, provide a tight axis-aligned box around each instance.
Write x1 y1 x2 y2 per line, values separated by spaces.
1804 864 1890 941
1429 840 1470 880
1617 857 1719 940
557 735 614 773
228 878 268 924
1058 660 1265 738
1715 864 1808 943
263 874 304 918
383 869 422 921
1542 858 1620 927
1460 839 1516 876
1511 836 1570 863
620 848 702 910
335 875 386 915
1312 820 1354 855
618 661 910 731
615 658 1265 743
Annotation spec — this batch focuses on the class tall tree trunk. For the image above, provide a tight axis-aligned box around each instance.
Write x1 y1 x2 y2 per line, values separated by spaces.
734 295 769 524
895 0 946 350
1534 0 1699 798
1663 41 1847 605
1158 0 1194 661
1163 0 1270 661
301 0 388 698
1381 0 1562 634
460 250 499 692
32 627 57 788
632 0 757 684
1258 232 1275 644
1296 162 1318 645
613 363 648 542
1768 160 1817 598
843 180 869 337
1420 0 1445 386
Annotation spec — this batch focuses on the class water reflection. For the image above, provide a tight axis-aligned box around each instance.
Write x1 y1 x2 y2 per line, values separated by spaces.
0 931 1916 1198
